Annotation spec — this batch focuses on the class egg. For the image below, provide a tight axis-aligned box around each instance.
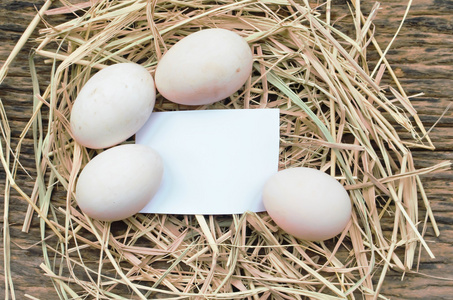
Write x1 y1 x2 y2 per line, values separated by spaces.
75 144 163 221
70 63 156 149
155 28 253 105
262 167 352 241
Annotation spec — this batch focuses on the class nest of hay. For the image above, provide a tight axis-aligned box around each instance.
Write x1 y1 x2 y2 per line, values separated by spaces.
1 0 451 299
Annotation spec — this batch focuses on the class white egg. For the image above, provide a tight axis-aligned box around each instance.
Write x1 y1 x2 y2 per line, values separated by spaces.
263 167 352 241
155 28 253 105
75 144 163 221
70 63 156 149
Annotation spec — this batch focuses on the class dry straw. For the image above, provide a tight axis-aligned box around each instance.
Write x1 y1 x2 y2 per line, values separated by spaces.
1 0 451 299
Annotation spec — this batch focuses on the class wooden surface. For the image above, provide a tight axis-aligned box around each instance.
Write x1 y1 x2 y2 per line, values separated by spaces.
0 0 452 299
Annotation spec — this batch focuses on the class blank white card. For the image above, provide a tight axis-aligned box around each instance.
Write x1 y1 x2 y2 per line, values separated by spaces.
136 108 279 215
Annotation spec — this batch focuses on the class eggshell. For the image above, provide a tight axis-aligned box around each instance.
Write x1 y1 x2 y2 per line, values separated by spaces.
155 28 253 105
75 144 163 221
70 63 156 149
263 167 352 241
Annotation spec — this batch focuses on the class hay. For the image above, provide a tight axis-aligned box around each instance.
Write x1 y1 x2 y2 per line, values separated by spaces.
1 0 451 299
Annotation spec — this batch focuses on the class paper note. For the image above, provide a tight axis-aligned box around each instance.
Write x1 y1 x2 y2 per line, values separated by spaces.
136 108 280 215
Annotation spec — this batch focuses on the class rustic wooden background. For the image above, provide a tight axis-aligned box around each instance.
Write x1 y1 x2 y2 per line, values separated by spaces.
0 0 452 299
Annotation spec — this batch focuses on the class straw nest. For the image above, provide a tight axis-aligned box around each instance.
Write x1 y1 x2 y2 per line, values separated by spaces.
1 0 451 299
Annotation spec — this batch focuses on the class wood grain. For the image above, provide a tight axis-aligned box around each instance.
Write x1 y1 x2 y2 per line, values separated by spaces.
1 0 452 299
